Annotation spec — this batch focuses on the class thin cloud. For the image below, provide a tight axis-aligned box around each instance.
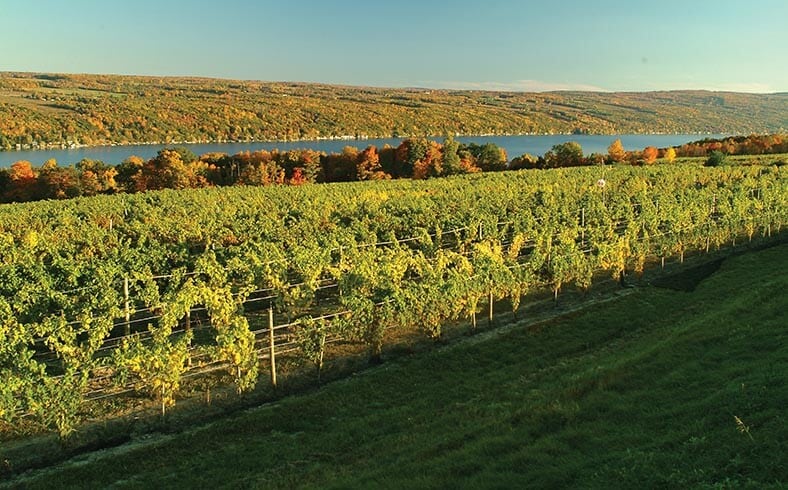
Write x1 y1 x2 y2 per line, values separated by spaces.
691 83 775 94
420 79 609 92
616 79 778 94
424 80 779 94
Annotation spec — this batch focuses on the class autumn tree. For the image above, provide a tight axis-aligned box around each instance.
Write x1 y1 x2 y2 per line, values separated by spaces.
198 152 232 185
391 142 410 178
388 138 437 178
239 160 284 186
9 160 36 182
321 149 357 182
134 149 200 191
115 155 145 192
642 146 658 164
5 161 39 201
300 149 323 183
38 160 81 199
356 146 390 180
412 140 443 179
76 158 117 195
281 151 302 181
608 138 626 163
664 147 677 163
394 138 430 178
509 153 539 170
458 155 481 173
289 167 307 185
277 149 322 183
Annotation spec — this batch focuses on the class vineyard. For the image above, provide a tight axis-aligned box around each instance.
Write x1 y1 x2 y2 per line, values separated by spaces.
0 163 785 437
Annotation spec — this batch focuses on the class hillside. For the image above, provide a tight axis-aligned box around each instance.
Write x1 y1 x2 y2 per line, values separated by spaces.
0 72 786 150
5 243 786 488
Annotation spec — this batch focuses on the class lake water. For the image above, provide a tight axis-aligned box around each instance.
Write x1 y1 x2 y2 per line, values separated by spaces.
0 134 725 168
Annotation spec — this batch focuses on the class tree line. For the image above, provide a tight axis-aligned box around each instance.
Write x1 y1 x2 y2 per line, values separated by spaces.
0 137 507 202
513 134 788 168
1 133 785 204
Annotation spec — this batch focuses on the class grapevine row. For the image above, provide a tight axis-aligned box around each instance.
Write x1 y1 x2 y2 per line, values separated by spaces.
0 164 785 435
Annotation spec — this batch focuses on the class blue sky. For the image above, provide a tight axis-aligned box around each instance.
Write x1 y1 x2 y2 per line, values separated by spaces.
1 0 786 92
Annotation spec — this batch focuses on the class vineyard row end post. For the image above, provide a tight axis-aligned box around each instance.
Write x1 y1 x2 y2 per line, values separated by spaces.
123 276 130 336
269 307 277 389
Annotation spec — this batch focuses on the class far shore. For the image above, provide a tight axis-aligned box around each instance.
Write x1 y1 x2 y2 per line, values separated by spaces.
1 131 728 154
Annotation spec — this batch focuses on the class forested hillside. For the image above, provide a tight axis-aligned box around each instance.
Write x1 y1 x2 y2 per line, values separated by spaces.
1 72 786 150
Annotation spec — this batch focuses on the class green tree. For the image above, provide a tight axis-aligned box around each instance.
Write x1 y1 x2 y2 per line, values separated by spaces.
115 155 145 192
402 137 429 177
587 153 606 166
462 143 507 172
545 141 584 168
170 146 198 164
705 150 727 167
0 168 10 200
441 136 462 175
412 140 444 179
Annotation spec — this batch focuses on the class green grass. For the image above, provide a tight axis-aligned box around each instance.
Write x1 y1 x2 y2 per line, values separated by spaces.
4 244 787 489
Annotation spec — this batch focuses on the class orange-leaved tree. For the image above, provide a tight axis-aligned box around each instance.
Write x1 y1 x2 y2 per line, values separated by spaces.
643 146 658 164
356 146 390 180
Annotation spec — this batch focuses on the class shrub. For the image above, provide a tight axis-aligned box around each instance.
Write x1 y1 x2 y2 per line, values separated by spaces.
705 151 727 167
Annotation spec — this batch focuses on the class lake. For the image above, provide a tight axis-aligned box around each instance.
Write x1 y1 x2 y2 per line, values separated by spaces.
0 134 725 168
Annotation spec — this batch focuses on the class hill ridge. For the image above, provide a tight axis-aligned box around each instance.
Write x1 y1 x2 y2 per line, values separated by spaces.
1 72 785 151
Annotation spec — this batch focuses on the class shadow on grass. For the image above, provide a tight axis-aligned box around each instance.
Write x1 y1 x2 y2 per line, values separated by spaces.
651 257 725 292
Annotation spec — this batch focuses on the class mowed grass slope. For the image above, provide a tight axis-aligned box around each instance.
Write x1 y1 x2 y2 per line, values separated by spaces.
5 244 787 489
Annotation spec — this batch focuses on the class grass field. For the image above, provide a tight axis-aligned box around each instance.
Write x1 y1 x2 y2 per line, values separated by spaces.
4 243 787 489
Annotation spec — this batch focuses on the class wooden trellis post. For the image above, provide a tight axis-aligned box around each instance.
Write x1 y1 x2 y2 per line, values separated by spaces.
488 291 494 327
123 276 130 336
269 307 277 389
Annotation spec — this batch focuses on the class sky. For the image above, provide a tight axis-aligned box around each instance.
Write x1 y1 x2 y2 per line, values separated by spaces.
1 0 786 93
